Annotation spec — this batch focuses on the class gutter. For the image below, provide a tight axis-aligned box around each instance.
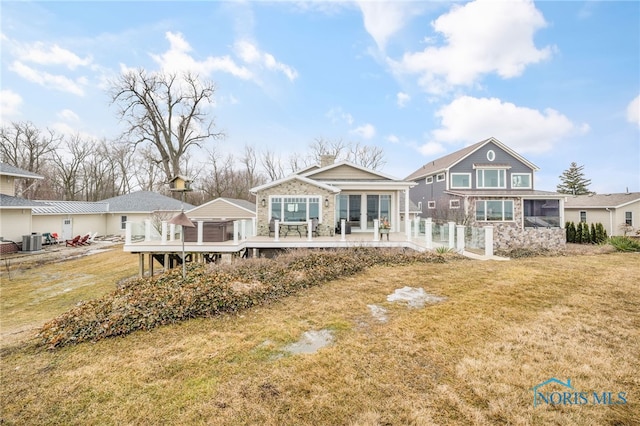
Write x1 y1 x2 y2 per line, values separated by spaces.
605 207 613 236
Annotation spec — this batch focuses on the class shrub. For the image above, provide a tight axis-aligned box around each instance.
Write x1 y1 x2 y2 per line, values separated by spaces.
38 248 447 348
608 236 640 252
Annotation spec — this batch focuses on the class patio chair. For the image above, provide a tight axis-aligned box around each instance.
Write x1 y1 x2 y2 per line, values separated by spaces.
268 219 277 237
51 233 60 244
43 232 57 245
87 232 98 244
311 218 319 237
65 235 81 247
78 233 91 245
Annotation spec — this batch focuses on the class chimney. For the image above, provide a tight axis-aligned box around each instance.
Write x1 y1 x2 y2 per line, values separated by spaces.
320 155 335 167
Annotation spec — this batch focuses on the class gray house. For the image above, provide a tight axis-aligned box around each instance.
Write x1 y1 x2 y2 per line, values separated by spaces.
406 137 565 251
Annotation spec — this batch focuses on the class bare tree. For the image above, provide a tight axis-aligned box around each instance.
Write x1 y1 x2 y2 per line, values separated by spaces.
260 149 286 181
0 121 61 198
109 69 224 183
50 135 92 200
347 142 385 170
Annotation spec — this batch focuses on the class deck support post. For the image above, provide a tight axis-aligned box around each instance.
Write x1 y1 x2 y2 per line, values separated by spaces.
424 218 432 249
148 253 154 276
138 253 144 277
456 225 465 254
448 221 456 249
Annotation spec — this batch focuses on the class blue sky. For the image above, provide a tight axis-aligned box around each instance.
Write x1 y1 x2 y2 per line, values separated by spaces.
1 0 639 193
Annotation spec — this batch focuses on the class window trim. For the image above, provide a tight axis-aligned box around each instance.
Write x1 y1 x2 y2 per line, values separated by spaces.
476 168 507 189
436 173 445 182
511 173 532 189
450 173 471 189
625 211 632 226
475 200 514 222
426 176 433 184
120 215 127 230
487 150 495 161
427 201 436 209
270 195 321 223
579 211 587 223
450 199 461 209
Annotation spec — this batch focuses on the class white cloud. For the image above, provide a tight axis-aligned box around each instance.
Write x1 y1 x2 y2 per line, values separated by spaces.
9 61 86 96
387 134 400 144
58 109 80 122
326 107 354 125
427 96 589 154
626 95 640 127
351 123 376 139
418 141 446 157
234 40 298 81
391 0 553 95
15 42 92 70
396 92 410 108
0 89 23 119
357 1 425 51
150 31 253 79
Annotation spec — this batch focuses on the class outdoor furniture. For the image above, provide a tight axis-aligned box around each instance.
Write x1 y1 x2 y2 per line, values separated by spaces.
65 235 81 247
380 228 390 241
281 221 305 237
43 232 59 245
268 219 277 237
78 234 91 245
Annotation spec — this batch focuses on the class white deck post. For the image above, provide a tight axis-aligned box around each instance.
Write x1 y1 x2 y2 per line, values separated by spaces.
241 220 247 240
233 221 239 244
161 221 167 244
274 219 280 242
413 217 419 239
373 219 379 242
307 220 313 241
448 221 456 249
169 224 176 241
125 222 132 245
341 219 346 241
485 225 494 257
456 225 465 253
197 221 204 245
251 217 257 237
425 218 432 249
144 219 151 242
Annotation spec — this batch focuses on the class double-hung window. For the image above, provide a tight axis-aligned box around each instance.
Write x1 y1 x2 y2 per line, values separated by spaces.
476 200 514 221
625 211 633 226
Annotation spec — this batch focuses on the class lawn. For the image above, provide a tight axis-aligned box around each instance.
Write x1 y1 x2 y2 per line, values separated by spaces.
1 250 638 425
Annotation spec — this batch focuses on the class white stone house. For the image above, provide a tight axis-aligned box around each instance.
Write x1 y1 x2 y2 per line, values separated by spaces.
250 157 417 237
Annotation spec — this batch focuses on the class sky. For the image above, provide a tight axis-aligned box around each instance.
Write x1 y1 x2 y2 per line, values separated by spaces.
1 0 639 194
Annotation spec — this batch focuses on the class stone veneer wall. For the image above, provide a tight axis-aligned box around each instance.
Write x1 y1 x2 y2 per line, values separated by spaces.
467 197 566 251
256 181 335 237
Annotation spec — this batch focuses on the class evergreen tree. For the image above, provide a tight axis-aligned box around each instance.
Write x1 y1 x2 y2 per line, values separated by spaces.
557 162 593 195
575 222 583 243
590 223 597 244
581 221 591 244
566 221 576 243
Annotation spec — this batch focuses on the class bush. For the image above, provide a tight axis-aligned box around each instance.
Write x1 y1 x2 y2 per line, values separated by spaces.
608 236 640 252
38 248 447 348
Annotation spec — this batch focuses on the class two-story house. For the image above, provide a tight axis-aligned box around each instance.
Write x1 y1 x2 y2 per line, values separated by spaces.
406 137 565 251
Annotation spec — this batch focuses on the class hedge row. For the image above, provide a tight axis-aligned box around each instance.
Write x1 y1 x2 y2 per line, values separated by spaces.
38 248 447 348
565 221 607 244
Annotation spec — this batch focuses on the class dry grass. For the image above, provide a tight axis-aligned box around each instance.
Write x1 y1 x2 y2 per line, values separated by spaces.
0 244 138 345
1 250 639 425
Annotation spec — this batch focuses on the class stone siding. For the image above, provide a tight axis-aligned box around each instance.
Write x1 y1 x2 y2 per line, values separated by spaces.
256 181 335 237
467 197 565 251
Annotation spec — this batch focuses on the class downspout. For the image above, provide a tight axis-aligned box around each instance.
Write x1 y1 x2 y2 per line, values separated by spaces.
605 208 613 236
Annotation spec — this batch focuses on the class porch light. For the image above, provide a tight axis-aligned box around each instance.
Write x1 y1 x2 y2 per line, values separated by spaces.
324 197 329 207
261 198 266 208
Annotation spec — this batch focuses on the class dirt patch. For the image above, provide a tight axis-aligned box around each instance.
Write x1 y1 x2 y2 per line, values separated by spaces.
562 243 617 255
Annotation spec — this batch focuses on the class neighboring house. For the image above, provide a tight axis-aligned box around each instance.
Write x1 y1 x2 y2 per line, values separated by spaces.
31 191 194 241
406 137 566 250
564 192 640 236
250 156 417 237
187 197 256 221
0 163 45 246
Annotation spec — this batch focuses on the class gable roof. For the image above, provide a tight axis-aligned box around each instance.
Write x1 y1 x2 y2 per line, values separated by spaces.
405 137 539 181
563 192 640 209
0 194 48 209
100 191 195 212
250 174 342 194
302 160 399 181
186 197 256 216
0 163 44 180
